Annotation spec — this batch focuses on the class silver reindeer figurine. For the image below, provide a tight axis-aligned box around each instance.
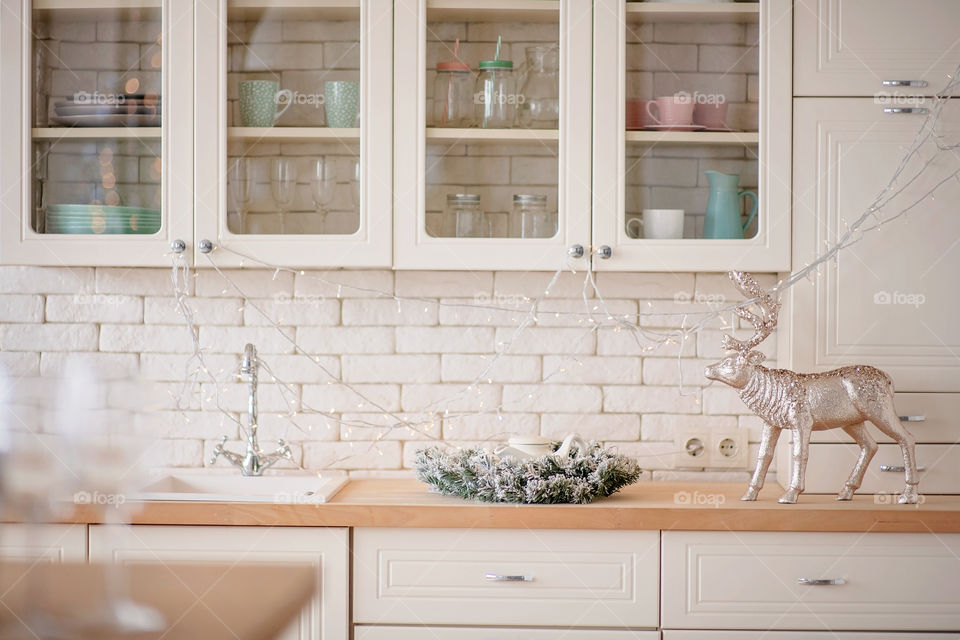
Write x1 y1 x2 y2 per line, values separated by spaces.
704 271 919 504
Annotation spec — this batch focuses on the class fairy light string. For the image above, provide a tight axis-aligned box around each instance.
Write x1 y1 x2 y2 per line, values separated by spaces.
170 66 960 469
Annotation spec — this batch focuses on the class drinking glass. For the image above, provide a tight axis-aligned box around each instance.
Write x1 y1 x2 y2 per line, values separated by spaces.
270 157 297 233
229 158 253 234
350 158 360 211
310 158 335 232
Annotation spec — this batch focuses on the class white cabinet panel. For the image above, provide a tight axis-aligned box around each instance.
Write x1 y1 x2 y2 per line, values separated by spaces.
666 632 959 640
790 98 960 391
357 627 660 640
662 531 960 631
810 393 960 443
0 524 86 562
354 528 659 628
794 0 960 96
89 525 348 640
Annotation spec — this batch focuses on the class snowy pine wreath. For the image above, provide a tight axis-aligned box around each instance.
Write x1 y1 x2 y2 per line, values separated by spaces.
414 441 641 504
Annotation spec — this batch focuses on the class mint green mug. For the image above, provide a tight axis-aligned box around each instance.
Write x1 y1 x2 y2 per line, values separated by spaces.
239 80 292 127
324 81 359 128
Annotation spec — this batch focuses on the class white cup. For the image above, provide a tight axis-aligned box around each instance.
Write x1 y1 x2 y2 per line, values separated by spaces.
495 434 586 459
637 209 684 239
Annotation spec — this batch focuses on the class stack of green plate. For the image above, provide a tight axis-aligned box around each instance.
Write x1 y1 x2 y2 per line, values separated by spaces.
45 205 161 235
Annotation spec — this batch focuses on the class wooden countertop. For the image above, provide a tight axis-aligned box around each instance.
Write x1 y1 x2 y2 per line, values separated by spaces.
63 480 960 533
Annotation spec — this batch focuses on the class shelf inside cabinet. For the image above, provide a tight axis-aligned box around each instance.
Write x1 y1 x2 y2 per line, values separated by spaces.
626 2 759 23
228 127 360 141
34 0 160 8
426 0 559 22
625 130 758 145
426 128 559 144
32 127 161 140
227 0 360 20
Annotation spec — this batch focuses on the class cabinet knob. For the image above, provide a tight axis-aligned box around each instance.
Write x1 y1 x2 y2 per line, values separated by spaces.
197 239 215 254
597 245 612 259
170 239 186 254
879 464 926 473
882 80 928 87
568 244 585 259
883 107 929 115
485 573 534 582
898 415 926 422
797 577 846 586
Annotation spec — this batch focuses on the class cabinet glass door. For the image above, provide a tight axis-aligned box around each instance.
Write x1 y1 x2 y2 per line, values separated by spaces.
393 0 591 270
194 0 392 267
591 0 791 271
0 0 193 266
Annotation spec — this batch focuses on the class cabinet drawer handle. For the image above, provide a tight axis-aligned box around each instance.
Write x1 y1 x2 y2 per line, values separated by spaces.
883 107 929 115
797 577 845 586
485 573 533 582
898 415 926 422
879 464 926 473
882 80 928 87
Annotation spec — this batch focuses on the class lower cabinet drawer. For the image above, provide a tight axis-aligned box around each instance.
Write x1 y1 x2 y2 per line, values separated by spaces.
810 392 960 444
662 531 960 631
356 627 660 639
778 443 959 494
353 528 660 627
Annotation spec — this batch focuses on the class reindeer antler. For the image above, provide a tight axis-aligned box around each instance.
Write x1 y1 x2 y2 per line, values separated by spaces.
721 271 781 353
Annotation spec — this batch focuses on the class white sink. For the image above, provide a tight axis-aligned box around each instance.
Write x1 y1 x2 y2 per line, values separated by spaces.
131 474 348 504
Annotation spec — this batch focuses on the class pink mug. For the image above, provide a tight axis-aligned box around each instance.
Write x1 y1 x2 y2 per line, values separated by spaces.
646 95 694 127
626 99 656 129
693 102 729 129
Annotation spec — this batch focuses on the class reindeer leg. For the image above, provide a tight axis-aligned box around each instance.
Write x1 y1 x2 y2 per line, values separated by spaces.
742 423 781 501
780 415 813 504
866 398 919 504
836 422 876 501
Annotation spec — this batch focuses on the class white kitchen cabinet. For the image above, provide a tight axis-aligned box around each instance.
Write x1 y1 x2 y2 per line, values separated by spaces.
665 633 960 640
357 628 660 639
794 0 960 97
89 525 348 640
591 0 791 271
0 523 86 562
789 98 960 391
0 0 194 266
662 531 960 631
354 527 660 629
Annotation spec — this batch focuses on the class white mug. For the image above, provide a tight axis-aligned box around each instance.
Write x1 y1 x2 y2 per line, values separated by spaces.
495 434 586 459
638 209 685 239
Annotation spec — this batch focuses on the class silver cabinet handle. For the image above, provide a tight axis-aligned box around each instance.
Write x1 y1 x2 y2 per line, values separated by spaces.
597 245 612 259
568 244 584 259
882 80 928 87
798 577 846 586
883 107 929 115
880 464 926 472
899 415 926 422
485 573 533 582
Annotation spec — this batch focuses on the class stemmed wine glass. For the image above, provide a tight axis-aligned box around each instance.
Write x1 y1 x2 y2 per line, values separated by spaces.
310 157 336 233
229 157 253 234
270 157 297 234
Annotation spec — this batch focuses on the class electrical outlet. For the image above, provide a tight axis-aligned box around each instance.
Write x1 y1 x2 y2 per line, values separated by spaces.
674 431 709 468
709 429 749 468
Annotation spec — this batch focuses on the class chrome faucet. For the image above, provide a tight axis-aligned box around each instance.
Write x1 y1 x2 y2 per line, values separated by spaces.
209 343 292 476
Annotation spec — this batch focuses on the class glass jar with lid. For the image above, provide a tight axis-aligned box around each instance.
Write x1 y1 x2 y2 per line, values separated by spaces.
512 194 556 238
475 59 516 129
433 60 473 127
443 194 487 238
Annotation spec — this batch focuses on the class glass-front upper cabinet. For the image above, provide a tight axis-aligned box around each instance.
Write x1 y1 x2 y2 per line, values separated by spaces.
0 0 193 266
393 0 591 270
193 0 392 267
591 0 791 271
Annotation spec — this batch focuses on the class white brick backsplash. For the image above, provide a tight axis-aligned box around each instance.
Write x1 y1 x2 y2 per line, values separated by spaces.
282 20 361 42
145 296 243 326
498 327 596 355
396 271 492 298
695 272 777 298
438 297 528 326
343 354 439 383
699 45 759 74
95 268 179 295
610 441 678 471
135 410 236 440
702 385 751 415
597 327 696 357
542 413 639 441
195 269 294 298
145 439 204 468
100 324 193 353
0 295 44 322
2 324 98 352
139 353 237 382
642 357 711 386
397 326 494 354
339 413 437 441
441 354 540 383
59 42 139 70
256 354 340 383
542 355 641 385
0 352 40 376
294 270 393 298
627 43 698 73
243 297 340 327
297 326 394 353
654 23 745 45
304 441 402 470
402 384 499 413
533 299 638 328
641 414 738 441
40 352 138 379
343 299 437 326
603 385 701 414
0 267 94 294
502 384 602 413
46 294 143 323
303 384 401 413
442 412 539 440
593 272 694 300
494 272 595 299
200 382 295 413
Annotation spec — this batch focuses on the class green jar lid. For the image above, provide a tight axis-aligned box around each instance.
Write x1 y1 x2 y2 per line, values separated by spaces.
478 59 513 70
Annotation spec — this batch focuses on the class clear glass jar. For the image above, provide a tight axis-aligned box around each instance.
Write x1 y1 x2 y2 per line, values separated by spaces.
512 194 556 238
433 61 473 127
518 45 559 129
443 193 487 238
475 59 516 129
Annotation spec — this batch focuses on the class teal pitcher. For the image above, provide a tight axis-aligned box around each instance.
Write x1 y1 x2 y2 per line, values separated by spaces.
703 170 757 239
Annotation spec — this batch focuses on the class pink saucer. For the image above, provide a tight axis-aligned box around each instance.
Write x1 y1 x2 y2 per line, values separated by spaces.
647 124 706 132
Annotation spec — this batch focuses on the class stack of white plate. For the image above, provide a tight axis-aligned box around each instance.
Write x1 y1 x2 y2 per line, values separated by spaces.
51 93 161 127
45 205 161 235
